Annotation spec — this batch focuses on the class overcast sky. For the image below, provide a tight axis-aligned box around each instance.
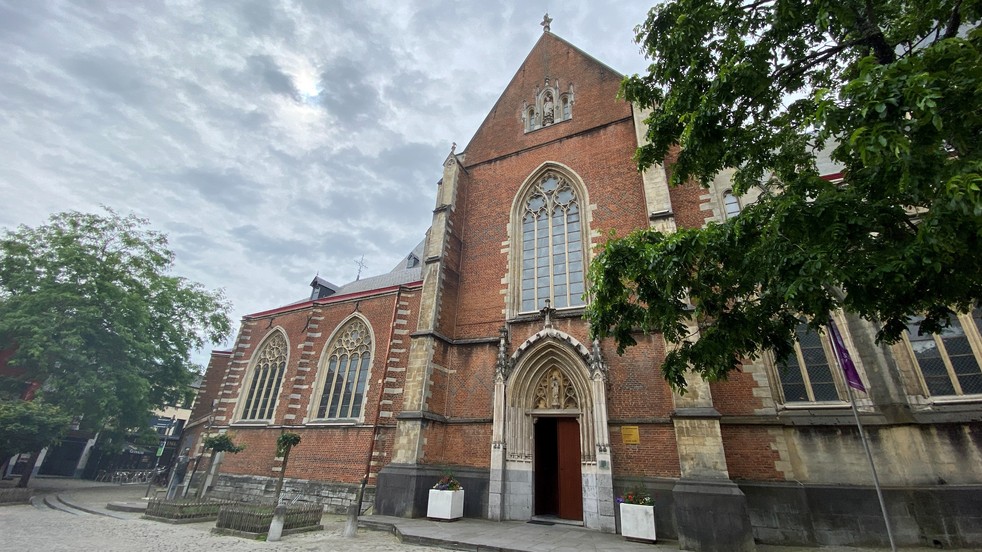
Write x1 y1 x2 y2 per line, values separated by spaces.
0 1 654 364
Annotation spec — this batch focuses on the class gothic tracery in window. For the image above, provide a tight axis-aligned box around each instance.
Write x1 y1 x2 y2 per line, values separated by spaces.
316 318 373 419
241 332 287 420
520 173 585 312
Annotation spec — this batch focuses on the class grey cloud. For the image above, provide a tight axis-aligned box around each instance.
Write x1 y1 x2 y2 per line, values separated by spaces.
0 1 48 38
316 59 382 126
0 75 72 112
62 50 152 105
233 0 297 38
0 0 651 364
172 168 262 212
247 55 300 100
374 142 444 189
231 224 311 263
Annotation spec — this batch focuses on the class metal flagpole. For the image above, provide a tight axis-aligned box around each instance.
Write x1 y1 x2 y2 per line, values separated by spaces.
828 319 896 552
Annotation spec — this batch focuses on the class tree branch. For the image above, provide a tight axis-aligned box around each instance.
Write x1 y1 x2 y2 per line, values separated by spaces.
860 0 896 64
739 0 775 12
943 0 962 39
770 40 858 82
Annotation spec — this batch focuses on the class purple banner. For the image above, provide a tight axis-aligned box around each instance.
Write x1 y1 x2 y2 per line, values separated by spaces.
827 318 867 393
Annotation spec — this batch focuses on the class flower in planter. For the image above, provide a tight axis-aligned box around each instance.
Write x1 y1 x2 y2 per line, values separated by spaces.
616 487 653 506
432 473 463 491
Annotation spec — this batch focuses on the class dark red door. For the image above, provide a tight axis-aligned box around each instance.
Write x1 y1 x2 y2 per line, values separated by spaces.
556 417 583 520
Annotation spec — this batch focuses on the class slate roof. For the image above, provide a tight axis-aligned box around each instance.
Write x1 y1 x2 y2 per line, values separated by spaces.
336 236 426 295
253 237 427 317
309 275 340 292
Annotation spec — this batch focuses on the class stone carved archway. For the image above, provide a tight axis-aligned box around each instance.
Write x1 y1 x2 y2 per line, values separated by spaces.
504 333 597 462
490 328 615 532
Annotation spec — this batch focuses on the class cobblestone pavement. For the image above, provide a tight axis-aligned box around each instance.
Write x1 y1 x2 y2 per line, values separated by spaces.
2 478 977 552
0 479 433 552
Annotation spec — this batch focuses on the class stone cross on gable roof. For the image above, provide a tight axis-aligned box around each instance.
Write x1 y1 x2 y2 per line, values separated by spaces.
541 13 552 33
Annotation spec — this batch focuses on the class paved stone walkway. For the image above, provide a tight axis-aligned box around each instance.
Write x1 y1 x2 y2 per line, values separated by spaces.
1 478 431 551
2 477 976 551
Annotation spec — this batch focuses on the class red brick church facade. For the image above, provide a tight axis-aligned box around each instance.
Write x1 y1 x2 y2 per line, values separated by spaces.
183 28 982 550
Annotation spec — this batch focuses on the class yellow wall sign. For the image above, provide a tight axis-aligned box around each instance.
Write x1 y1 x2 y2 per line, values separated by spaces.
621 426 640 445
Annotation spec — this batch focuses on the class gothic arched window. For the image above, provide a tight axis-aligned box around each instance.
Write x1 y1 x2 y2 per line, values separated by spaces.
315 318 373 419
723 191 741 219
519 172 586 312
241 331 288 421
904 309 982 396
777 322 842 402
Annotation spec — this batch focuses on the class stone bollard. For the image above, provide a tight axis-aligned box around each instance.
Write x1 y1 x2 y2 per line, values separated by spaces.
267 503 287 542
343 503 358 538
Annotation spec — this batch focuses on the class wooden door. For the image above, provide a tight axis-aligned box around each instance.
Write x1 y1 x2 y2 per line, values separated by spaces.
556 417 583 520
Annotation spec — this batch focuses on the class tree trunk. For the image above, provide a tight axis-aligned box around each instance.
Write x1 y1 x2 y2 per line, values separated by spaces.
273 446 291 504
16 450 40 488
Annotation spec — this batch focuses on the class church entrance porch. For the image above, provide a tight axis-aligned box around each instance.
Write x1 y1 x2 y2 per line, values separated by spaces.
533 416 583 521
488 328 615 532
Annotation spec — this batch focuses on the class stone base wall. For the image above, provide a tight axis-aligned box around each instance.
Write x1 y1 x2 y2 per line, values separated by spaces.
615 477 982 548
674 479 755 552
742 482 982 548
612 477 678 540
375 464 489 519
210 474 373 514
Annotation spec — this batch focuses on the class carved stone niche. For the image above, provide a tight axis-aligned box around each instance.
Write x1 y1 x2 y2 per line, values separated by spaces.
522 79 574 133
534 367 578 410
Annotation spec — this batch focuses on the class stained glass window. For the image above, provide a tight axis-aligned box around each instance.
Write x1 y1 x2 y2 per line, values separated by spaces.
520 173 585 312
316 319 373 419
241 332 288 420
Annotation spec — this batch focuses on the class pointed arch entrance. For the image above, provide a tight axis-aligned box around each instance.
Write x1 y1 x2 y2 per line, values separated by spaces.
488 328 615 532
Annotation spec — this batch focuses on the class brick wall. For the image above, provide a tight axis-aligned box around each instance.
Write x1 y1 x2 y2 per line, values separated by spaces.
710 366 768 416
609 423 681 477
188 350 230 425
197 284 420 492
720 425 783 481
463 32 632 166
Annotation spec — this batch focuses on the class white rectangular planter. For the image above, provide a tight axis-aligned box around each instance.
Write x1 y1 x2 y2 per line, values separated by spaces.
620 503 656 542
427 489 464 520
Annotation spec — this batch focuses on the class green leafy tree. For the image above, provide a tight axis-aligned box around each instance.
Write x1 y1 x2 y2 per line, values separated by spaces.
196 432 244 497
201 432 246 454
0 210 232 432
0 399 72 472
589 1 981 390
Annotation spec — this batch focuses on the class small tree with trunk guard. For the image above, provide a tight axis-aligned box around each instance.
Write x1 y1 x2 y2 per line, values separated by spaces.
273 432 301 504
197 433 244 497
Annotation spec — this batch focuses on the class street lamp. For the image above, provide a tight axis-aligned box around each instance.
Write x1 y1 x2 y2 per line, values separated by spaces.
145 417 175 498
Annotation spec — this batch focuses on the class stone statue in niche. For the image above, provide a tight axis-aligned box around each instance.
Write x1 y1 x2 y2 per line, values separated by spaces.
542 92 554 125
533 367 578 409
550 374 560 407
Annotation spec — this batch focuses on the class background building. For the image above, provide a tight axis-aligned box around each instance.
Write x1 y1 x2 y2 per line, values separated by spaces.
188 25 982 550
